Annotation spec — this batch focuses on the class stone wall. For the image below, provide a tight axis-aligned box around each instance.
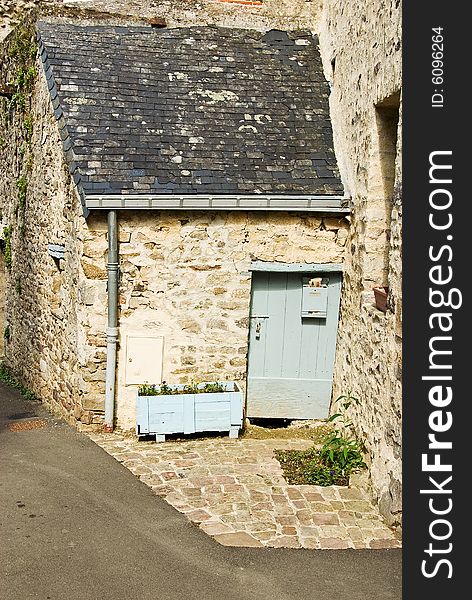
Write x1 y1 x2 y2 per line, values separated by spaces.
0 253 5 356
0 24 120 424
0 30 90 421
1 25 349 430
1 0 322 40
1 2 404 529
318 1 402 527
84 210 349 430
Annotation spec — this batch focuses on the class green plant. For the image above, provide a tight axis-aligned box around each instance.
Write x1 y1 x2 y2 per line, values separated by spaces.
16 175 28 210
2 226 12 270
138 382 164 396
23 114 33 142
0 362 37 402
200 381 227 393
7 25 37 113
274 392 366 487
8 26 37 63
9 66 37 111
3 324 10 341
319 433 366 474
274 446 350 486
180 380 227 394
319 392 366 475
138 380 227 396
181 380 200 394
15 276 21 294
25 153 33 173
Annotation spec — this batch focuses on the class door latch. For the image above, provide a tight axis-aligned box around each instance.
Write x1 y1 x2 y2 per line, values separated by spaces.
255 321 262 340
250 315 268 341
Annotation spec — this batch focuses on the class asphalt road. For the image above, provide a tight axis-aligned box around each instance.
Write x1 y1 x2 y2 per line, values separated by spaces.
0 382 401 599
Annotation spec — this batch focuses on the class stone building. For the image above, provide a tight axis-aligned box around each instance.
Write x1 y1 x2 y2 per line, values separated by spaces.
319 1 402 527
0 18 349 425
0 1 402 528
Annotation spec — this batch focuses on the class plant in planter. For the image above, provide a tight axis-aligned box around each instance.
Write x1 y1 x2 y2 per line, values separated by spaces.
136 380 243 442
274 392 366 486
138 381 228 396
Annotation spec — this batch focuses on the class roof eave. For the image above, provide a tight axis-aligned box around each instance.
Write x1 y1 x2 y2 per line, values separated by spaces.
84 194 351 213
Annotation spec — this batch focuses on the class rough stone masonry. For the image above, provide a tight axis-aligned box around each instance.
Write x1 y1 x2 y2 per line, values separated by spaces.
0 17 347 432
319 0 402 527
0 0 403 529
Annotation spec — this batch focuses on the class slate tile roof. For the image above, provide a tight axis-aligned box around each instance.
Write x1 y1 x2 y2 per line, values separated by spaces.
37 22 343 197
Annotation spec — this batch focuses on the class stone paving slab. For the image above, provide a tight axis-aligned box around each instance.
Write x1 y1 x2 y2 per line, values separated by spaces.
88 433 401 550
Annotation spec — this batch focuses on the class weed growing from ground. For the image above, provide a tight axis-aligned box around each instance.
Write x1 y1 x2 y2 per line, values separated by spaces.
0 362 38 402
274 392 366 486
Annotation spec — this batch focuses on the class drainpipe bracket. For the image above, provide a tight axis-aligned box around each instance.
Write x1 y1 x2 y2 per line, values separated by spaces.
107 327 119 342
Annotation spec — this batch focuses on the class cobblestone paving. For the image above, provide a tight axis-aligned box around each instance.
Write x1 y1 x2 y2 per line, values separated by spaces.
88 433 401 550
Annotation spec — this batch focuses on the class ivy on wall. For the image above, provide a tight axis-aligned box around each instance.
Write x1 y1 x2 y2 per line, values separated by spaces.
0 19 38 275
2 225 12 271
0 17 40 397
7 25 38 113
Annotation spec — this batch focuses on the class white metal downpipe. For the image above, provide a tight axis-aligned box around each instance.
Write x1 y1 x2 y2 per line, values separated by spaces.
104 210 119 431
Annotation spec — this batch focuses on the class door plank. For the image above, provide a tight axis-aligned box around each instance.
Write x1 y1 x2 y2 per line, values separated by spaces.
264 272 288 377
248 377 333 419
247 272 270 377
281 274 303 379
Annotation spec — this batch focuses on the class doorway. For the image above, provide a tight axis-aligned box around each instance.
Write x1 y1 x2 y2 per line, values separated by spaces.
246 270 342 419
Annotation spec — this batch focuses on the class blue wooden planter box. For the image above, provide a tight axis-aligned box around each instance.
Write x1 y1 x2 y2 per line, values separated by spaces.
136 381 243 442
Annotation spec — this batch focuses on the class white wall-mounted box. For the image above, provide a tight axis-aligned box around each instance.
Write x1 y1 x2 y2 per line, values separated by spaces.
301 279 329 318
125 335 164 385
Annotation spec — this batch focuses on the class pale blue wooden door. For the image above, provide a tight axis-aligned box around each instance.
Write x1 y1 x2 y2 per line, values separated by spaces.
246 271 342 419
